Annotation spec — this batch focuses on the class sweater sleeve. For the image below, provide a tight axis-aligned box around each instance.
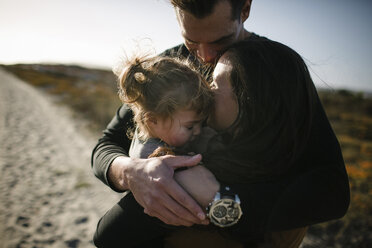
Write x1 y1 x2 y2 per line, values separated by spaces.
264 102 350 231
213 101 350 237
229 160 349 237
91 104 134 191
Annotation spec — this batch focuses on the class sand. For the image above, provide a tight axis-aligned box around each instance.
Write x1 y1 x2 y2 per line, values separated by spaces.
0 68 121 248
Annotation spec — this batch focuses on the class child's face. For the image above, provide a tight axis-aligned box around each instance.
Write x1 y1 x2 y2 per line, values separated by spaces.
152 109 204 147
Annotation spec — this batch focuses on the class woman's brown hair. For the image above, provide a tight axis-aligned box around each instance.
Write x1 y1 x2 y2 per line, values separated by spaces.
204 40 318 182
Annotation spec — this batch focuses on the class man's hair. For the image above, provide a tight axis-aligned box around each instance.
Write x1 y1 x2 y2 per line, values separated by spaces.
170 0 247 20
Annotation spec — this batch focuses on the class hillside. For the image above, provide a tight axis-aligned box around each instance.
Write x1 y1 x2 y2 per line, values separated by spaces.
2 63 372 247
1 64 121 132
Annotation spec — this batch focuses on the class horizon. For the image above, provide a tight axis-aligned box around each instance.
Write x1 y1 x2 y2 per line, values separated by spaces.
5 61 372 97
1 0 371 92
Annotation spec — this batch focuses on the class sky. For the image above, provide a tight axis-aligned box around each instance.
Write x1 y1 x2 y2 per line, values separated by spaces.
0 0 371 92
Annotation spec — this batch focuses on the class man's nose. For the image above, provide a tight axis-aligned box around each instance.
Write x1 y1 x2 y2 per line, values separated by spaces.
197 44 218 63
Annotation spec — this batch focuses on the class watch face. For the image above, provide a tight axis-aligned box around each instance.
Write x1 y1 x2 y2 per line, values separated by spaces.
212 205 227 218
208 199 242 227
228 207 240 218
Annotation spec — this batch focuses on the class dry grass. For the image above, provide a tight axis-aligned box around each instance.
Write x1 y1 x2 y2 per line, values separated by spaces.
1 64 121 131
311 89 372 246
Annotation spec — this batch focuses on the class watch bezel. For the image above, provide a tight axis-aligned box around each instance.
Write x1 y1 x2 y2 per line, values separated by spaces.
207 191 242 227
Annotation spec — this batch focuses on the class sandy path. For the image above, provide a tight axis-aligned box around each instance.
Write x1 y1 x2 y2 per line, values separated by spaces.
0 68 120 248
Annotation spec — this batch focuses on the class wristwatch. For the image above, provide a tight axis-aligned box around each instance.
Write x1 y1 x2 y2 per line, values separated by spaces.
206 185 243 227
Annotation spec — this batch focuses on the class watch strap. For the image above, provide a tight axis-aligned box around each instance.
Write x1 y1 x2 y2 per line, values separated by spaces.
218 184 239 202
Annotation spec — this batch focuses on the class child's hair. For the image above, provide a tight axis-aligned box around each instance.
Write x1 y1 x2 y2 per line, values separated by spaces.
116 55 214 140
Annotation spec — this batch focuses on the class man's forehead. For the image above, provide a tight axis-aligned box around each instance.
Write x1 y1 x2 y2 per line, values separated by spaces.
174 0 233 20
175 2 237 43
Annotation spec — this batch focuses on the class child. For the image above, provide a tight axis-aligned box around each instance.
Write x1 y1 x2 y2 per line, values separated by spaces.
117 55 214 159
94 54 218 248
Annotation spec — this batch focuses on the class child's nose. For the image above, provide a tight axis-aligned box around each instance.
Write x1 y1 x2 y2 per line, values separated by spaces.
193 125 201 136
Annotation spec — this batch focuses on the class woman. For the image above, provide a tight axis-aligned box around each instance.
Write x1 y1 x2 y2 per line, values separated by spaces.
94 39 349 248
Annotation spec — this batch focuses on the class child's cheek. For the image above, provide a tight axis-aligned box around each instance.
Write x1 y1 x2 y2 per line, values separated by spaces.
169 135 188 148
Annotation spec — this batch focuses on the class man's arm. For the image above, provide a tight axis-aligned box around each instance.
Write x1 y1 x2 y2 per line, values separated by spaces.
91 105 208 226
91 104 132 190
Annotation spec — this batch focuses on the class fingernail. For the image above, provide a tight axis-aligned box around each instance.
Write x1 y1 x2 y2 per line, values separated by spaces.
193 154 202 161
197 213 205 220
202 220 209 225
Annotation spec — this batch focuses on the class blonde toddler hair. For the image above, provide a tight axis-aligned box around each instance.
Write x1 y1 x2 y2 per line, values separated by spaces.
116 55 214 140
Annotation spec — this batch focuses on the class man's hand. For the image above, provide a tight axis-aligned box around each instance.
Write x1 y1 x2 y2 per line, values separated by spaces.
108 154 208 226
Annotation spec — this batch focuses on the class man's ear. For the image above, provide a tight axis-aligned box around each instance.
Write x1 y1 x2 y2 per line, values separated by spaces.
241 0 252 22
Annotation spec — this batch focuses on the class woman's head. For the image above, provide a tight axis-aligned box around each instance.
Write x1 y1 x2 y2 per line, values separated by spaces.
117 55 214 146
208 40 317 175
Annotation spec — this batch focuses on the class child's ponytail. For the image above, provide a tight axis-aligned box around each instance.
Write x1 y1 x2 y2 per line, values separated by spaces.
118 56 152 105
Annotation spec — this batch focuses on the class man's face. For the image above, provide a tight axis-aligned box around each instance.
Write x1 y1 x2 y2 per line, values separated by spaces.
175 0 248 65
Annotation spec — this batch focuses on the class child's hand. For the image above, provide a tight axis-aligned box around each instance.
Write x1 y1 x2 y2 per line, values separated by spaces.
148 146 175 157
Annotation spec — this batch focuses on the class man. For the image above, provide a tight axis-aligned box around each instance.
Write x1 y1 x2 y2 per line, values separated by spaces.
92 0 349 236
93 0 255 227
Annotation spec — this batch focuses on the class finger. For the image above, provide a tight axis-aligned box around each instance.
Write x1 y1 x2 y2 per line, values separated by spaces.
161 190 202 225
138 183 197 226
143 208 180 226
165 180 207 222
165 154 202 169
143 199 194 227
